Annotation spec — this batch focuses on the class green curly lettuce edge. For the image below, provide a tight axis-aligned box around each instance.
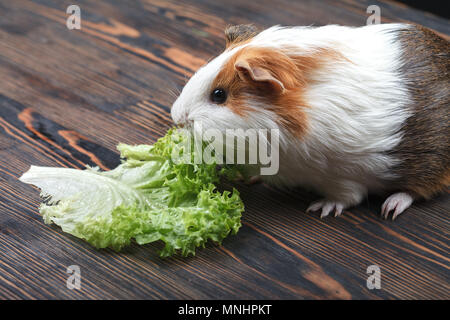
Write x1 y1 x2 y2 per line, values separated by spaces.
19 128 244 257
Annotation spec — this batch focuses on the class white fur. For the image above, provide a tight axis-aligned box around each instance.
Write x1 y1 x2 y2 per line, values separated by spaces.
171 24 412 209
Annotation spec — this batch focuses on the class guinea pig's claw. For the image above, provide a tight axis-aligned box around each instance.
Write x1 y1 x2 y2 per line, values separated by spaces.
306 201 324 213
334 204 344 217
307 200 345 218
381 192 414 220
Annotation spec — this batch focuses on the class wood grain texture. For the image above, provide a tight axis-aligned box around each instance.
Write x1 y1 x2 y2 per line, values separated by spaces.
0 0 448 299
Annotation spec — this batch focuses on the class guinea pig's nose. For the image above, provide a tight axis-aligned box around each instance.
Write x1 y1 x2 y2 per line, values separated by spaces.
171 109 190 127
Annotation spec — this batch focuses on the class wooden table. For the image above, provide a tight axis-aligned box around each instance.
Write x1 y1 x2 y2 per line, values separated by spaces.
0 0 448 299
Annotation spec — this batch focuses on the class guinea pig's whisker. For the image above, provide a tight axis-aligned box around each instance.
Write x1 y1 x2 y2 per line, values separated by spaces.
168 88 179 99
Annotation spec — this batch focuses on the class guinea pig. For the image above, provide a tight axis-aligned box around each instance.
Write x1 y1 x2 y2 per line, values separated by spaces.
171 23 449 220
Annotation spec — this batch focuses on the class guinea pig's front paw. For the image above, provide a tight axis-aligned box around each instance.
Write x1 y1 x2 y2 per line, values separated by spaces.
306 199 347 218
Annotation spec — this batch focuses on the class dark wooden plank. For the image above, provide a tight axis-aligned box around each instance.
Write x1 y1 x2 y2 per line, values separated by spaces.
0 0 448 299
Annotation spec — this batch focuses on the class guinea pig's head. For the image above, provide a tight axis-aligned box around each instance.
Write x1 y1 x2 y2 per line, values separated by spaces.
171 25 308 142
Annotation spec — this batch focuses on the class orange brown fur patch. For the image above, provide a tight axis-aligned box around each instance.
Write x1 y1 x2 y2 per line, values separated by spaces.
211 45 346 137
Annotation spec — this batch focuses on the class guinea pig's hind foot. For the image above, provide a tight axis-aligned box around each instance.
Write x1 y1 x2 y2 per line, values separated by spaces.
381 192 414 220
306 200 346 218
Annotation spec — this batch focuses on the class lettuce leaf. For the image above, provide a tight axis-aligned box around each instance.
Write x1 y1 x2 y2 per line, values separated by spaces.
19 129 244 257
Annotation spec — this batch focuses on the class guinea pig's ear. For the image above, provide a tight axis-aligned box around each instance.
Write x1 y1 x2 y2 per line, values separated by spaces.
235 59 286 94
225 24 258 48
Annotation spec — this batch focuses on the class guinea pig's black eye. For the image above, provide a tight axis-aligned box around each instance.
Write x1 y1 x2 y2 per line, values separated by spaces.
210 88 227 104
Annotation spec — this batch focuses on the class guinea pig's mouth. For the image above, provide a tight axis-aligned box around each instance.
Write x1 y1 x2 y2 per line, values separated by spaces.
175 119 193 130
